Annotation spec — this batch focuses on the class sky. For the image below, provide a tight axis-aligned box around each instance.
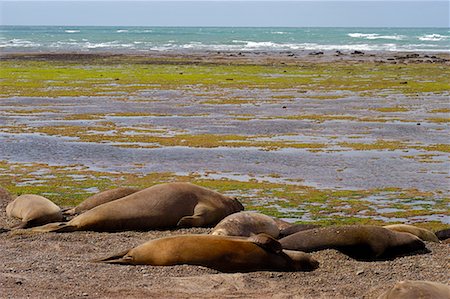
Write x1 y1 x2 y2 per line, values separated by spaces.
0 1 449 27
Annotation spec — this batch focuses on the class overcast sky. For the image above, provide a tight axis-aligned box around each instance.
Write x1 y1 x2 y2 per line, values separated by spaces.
0 1 449 27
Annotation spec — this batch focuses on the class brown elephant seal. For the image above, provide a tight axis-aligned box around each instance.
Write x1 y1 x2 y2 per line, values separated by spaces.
383 224 440 243
435 228 450 241
279 224 321 238
31 182 244 232
377 280 450 299
96 234 319 273
279 225 427 261
6 194 63 229
211 211 280 238
66 187 141 215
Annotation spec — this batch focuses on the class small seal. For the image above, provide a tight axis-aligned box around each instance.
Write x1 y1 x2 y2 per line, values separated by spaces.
383 224 440 243
279 225 427 261
96 234 319 273
6 194 63 229
377 280 450 299
31 182 244 232
211 211 280 238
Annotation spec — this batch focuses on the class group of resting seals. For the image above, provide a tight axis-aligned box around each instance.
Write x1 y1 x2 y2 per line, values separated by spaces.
2 183 450 276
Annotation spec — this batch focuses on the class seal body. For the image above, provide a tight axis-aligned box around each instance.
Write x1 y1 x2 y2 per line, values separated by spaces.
33 182 244 232
383 224 440 243
279 224 321 238
97 234 319 273
66 187 141 215
435 228 450 241
279 225 426 260
211 211 280 238
6 194 63 228
377 280 450 299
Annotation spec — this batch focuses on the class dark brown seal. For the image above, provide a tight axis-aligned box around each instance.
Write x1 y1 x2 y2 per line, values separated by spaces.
279 225 427 260
31 182 244 232
435 228 450 241
66 187 141 215
6 194 63 229
377 280 450 299
96 234 319 273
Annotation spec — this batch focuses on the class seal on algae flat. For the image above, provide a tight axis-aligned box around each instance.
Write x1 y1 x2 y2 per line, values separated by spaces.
96 234 319 273
383 224 440 243
211 211 280 238
31 182 244 232
6 194 63 229
279 225 427 261
377 280 450 299
66 187 141 215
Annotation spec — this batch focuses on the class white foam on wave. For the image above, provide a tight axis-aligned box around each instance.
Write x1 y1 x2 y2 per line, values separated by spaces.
116 30 129 33
0 39 41 48
271 31 289 35
348 33 405 40
65 30 80 33
418 34 449 41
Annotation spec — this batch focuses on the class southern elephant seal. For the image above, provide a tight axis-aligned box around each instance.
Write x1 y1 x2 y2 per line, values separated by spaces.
6 194 63 229
279 225 426 261
383 224 440 243
96 234 319 273
31 182 244 232
279 224 321 238
211 211 280 238
435 228 450 241
377 280 450 299
66 187 141 215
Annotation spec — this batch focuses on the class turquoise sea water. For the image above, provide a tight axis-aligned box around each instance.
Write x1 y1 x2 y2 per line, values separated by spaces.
0 26 449 52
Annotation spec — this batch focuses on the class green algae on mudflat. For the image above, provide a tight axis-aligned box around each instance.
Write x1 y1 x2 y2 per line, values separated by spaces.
2 160 447 230
1 58 450 98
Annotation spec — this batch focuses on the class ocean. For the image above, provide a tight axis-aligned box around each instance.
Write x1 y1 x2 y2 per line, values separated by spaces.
0 26 449 53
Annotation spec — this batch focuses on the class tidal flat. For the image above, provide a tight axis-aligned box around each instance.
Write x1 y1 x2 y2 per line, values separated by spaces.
0 51 449 229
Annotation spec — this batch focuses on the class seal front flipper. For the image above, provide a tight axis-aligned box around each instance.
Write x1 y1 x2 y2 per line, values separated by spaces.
29 222 77 233
248 233 283 254
177 204 212 227
177 215 205 227
94 250 133 264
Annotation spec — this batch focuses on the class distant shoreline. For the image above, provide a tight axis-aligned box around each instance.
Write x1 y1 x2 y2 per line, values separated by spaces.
1 50 449 65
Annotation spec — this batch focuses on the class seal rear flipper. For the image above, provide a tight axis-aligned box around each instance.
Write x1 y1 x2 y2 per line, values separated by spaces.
29 222 77 233
248 233 283 254
94 250 133 264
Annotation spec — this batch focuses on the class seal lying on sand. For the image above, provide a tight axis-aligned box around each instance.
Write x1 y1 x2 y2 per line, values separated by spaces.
435 228 450 241
278 224 321 238
383 224 440 243
96 234 319 273
65 187 141 215
211 211 280 238
31 182 244 232
279 225 426 261
6 194 63 229
377 280 450 299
